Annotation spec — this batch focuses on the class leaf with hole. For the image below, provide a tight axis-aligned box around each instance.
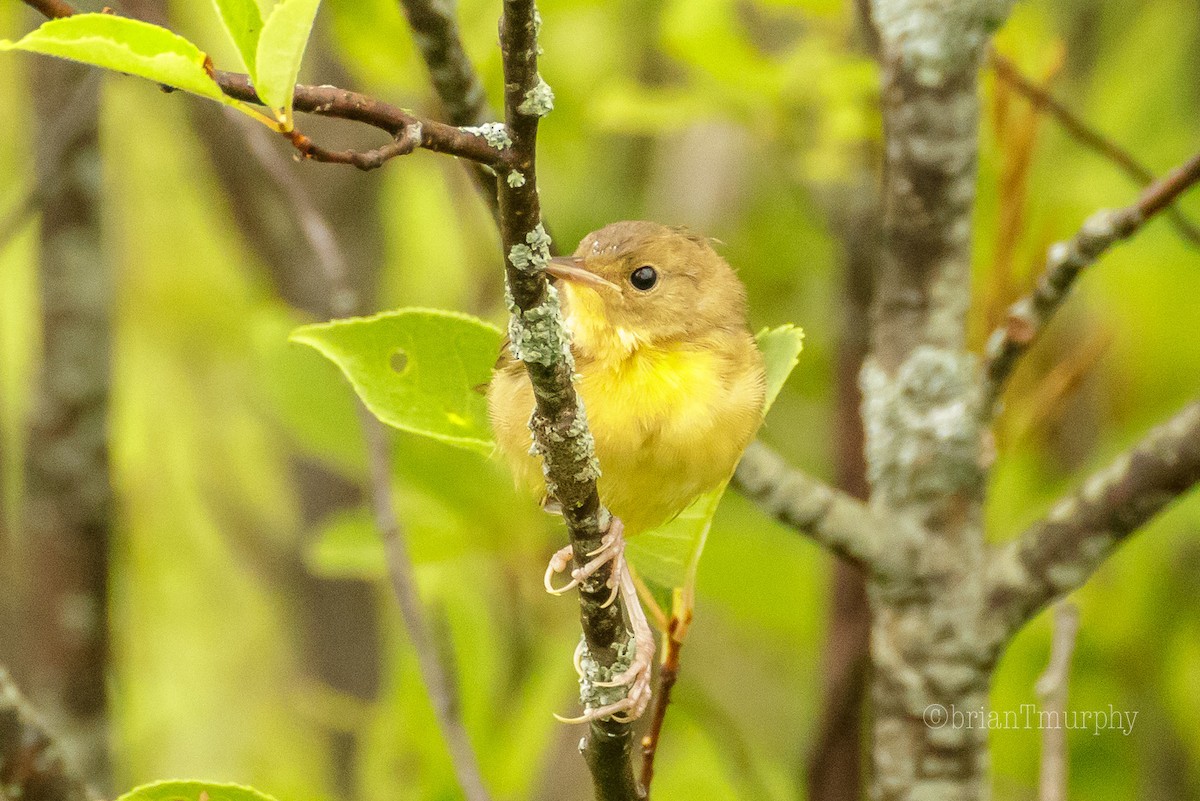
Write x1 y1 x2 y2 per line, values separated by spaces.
0 15 231 103
254 0 322 123
212 0 264 75
290 308 502 454
116 781 278 801
627 324 804 605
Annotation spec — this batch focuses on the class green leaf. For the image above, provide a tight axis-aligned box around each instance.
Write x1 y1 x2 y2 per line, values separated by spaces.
627 324 804 598
116 780 279 801
254 0 322 121
0 15 228 102
211 0 263 75
757 323 805 408
290 308 502 454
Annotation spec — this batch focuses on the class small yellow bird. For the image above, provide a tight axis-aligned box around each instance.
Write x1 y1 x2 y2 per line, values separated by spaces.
488 221 766 720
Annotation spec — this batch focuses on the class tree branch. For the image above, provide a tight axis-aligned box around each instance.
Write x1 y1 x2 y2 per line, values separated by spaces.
21 0 509 169
982 150 1200 412
285 122 423 171
21 0 75 19
0 667 95 801
733 441 918 581
495 2 639 799
395 0 500 212
231 110 494 801
988 51 1200 246
985 398 1200 647
1036 602 1079 801
360 408 493 801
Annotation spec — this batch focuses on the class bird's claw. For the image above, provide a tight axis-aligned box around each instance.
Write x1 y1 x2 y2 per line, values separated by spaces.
542 520 625 608
555 546 656 724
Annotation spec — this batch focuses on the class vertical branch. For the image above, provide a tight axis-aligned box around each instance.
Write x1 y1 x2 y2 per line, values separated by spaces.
396 0 500 218
20 58 111 790
0 667 94 801
1035 602 1079 801
226 114 494 801
495 3 639 799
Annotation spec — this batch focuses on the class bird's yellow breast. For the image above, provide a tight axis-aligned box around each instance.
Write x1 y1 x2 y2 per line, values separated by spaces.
488 306 765 534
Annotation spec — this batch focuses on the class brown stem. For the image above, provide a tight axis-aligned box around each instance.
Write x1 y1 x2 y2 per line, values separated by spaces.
638 622 683 793
989 51 1200 245
1036 602 1080 801
982 149 1200 411
20 0 507 169
21 0 75 18
285 123 423 171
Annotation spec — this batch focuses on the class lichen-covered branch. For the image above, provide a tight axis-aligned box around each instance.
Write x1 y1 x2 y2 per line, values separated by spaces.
985 399 1200 648
732 441 917 580
982 150 1200 412
22 1 508 170
988 51 1200 245
495 3 639 799
0 667 95 801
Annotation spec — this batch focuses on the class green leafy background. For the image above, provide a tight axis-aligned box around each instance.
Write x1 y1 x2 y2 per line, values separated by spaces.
0 0 1198 800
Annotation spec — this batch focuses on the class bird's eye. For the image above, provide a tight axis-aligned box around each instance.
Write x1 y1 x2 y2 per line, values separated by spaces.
630 265 658 291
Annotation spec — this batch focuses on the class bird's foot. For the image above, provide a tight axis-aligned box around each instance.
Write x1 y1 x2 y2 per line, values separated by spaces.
556 558 655 724
543 517 625 607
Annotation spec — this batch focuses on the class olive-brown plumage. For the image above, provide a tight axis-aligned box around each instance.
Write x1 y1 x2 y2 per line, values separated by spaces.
488 220 766 534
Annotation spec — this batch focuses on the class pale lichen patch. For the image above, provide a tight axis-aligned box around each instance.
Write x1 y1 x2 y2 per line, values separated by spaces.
507 223 552 274
518 76 555 117
460 121 512 150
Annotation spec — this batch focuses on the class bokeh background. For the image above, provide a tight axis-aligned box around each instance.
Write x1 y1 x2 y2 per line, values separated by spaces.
1 0 1198 799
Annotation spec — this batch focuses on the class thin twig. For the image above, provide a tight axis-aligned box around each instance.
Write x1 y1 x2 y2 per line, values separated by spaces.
1036 602 1080 801
0 667 96 801
985 398 1200 647
982 150 1200 412
286 122 423 171
360 407 493 801
231 110 494 801
638 621 683 794
989 51 1200 245
21 0 509 169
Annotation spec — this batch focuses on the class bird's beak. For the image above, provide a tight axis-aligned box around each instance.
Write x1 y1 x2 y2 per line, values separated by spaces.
545 257 622 294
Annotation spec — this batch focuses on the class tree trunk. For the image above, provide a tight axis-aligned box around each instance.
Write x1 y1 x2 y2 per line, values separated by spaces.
22 56 111 789
863 2 1014 798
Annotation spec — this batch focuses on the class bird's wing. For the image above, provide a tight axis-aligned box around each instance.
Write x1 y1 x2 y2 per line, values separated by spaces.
474 335 521 394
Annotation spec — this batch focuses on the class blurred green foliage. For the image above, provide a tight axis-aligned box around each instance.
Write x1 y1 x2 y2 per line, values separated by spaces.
1 0 1198 800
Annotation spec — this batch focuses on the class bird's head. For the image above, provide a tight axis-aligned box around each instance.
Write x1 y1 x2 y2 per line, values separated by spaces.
547 221 750 356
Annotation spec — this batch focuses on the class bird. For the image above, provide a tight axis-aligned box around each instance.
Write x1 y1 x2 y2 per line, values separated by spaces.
487 221 766 722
